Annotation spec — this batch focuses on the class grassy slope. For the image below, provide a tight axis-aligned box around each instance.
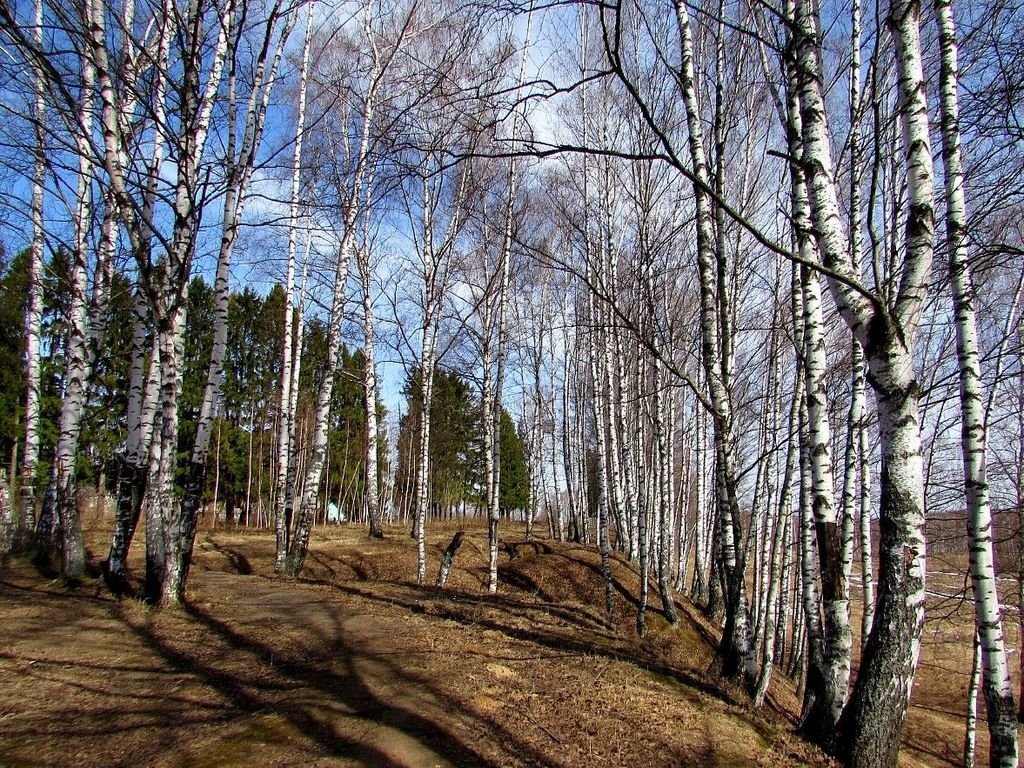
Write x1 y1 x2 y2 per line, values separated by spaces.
0 518 997 766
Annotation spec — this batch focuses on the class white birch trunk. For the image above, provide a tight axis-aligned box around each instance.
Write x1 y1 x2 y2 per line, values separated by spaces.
484 6 532 592
858 418 875 647
653 357 679 626
45 44 97 580
850 21 877 640
149 299 186 600
615 327 639 559
285 2 382 575
674 0 753 683
105 282 158 588
359 245 383 540
841 345 866 591
481 292 497 560
636 361 649 634
20 0 46 537
0 471 12 552
588 295 615 618
413 316 437 585
840 0 867 614
561 318 580 543
284 235 354 575
409 153 470 582
152 0 235 604
274 5 312 569
284 239 311 530
792 107 852 734
797 389 827 719
177 2 293 590
935 0 1018 761
754 369 802 706
792 0 932 760
692 404 709 604
599 263 630 555
963 631 982 768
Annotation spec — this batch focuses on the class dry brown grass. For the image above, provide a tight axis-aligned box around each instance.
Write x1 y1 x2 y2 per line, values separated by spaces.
0 516 1011 766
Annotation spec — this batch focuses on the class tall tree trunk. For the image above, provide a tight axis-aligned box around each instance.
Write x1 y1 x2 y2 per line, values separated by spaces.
43 45 98 580
106 308 159 590
275 6 313 568
791 112 852 739
692 404 710 606
170 1 293 598
858 418 875 648
934 0 1018 761
484 5 532 592
284 2 382 575
653 357 679 626
673 0 753 685
0 471 12 552
845 0 876 652
754 367 801 707
144 0 235 604
283 238 352 576
793 0 934 761
835 336 928 767
781 16 857 733
20 0 46 540
413 272 439 584
284 244 311 533
588 286 615 618
636 385 649 634
148 301 186 600
360 255 383 541
964 631 983 768
97 0 175 588
796 387 827 726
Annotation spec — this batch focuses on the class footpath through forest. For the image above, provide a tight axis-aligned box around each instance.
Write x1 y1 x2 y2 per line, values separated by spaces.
0 523 994 767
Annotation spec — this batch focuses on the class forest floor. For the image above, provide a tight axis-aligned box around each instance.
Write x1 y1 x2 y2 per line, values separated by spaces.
0 517 1011 767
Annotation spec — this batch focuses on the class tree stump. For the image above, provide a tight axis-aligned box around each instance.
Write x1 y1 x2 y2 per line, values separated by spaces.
435 531 465 588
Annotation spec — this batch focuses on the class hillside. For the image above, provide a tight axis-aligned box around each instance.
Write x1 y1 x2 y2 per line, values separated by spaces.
0 521 997 766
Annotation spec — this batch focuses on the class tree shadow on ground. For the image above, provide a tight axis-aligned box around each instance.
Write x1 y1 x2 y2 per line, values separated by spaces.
499 542 719 646
330 579 736 708
203 541 253 575
118 589 557 767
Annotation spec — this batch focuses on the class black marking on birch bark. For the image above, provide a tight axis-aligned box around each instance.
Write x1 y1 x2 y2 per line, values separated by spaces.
436 531 464 588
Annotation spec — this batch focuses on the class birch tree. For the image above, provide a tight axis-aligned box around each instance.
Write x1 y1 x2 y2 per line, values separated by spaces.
356 233 383 539
576 18 615 613
784 28 852 738
934 0 1017 761
284 0 399 576
839 0 875 652
37 26 100 580
174 0 295 593
667 0 754 684
14 0 236 599
136 0 233 602
275 6 315 566
90 0 174 590
754 334 801 706
481 7 532 594
105 310 159 589
18 0 46 541
407 154 472 584
791 0 934 761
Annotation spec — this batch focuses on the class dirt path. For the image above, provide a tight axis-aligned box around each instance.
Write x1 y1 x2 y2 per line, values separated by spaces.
1 567 501 767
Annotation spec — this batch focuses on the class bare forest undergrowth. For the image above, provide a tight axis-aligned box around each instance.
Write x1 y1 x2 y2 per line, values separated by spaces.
0 518 1014 767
